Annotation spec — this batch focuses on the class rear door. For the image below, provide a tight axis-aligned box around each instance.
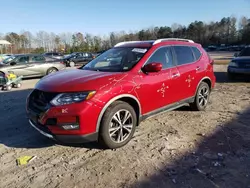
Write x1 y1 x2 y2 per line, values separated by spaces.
25 55 47 76
172 45 198 100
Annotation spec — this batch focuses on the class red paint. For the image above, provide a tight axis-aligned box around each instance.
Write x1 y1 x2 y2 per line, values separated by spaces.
27 40 216 138
142 62 162 72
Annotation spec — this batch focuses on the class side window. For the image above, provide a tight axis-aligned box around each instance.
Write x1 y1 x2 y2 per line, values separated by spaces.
31 56 45 62
76 53 81 57
145 47 174 69
18 56 29 63
173 46 195 65
191 47 202 60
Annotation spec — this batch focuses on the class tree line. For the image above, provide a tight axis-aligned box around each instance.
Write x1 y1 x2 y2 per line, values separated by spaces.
0 15 250 54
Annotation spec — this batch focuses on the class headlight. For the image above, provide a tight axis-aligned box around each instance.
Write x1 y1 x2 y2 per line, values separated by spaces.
50 91 96 106
229 61 238 67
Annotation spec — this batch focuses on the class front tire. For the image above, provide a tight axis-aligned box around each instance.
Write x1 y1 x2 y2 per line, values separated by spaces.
99 101 137 149
190 82 210 111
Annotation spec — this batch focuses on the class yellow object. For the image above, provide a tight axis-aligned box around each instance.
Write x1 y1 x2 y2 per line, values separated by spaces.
7 73 17 79
16 156 37 166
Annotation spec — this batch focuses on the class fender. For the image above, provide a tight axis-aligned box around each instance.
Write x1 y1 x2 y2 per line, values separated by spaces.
195 76 212 94
95 94 141 132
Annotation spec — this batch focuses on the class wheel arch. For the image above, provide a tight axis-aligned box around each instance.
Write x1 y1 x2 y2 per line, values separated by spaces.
195 77 212 94
46 67 58 74
95 94 141 132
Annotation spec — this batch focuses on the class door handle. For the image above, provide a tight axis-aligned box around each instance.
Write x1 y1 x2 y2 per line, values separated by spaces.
172 73 180 78
196 66 201 71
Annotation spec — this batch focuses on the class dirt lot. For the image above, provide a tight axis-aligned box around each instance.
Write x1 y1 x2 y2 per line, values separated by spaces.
1 65 250 188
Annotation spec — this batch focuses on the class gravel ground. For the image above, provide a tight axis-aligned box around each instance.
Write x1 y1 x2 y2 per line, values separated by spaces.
1 65 250 188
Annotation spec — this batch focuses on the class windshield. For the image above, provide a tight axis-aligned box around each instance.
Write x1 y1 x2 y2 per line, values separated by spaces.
2 56 16 64
81 47 149 72
238 47 250 56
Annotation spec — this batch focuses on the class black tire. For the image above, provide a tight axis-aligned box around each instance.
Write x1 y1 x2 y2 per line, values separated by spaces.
227 72 236 81
190 82 210 111
46 67 58 75
99 101 137 149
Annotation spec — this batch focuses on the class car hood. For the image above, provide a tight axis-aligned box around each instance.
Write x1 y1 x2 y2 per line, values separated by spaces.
35 69 124 92
232 56 250 63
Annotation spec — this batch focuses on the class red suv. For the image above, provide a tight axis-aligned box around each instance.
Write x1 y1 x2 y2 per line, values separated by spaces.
26 38 216 149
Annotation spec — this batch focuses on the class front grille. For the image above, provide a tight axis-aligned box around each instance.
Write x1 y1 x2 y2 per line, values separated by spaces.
28 89 58 114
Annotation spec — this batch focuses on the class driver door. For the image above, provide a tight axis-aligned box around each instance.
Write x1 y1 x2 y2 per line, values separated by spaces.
8 56 30 76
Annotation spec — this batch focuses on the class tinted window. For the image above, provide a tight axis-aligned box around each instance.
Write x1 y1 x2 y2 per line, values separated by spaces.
239 47 250 56
146 47 174 69
191 47 202 60
83 53 89 57
18 56 29 63
173 46 195 65
31 56 45 62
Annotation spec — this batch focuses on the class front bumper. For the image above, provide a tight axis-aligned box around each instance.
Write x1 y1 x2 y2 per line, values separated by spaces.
228 67 250 74
28 119 98 144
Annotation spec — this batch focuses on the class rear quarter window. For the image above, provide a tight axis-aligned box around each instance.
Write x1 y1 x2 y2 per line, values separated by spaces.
191 46 202 61
173 46 195 65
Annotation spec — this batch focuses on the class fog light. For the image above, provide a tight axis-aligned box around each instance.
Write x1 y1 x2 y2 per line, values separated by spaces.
61 124 79 130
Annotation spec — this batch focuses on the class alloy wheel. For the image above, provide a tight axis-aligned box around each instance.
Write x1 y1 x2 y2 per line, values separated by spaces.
109 109 133 143
198 86 209 107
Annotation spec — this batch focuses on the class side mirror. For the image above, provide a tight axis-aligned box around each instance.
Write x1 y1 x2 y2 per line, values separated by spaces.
234 52 239 57
142 62 162 73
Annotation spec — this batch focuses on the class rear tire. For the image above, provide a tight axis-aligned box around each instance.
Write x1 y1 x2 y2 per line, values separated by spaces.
99 101 137 149
190 82 210 111
46 67 58 75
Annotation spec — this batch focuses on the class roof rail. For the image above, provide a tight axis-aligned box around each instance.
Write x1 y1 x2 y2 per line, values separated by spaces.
114 41 141 47
153 38 194 45
114 40 155 47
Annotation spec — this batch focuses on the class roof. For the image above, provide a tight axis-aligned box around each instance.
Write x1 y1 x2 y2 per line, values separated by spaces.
0 40 11 45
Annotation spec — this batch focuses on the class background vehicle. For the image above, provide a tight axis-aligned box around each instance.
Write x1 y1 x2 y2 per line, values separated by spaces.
0 54 12 62
26 38 215 149
227 46 250 80
0 54 65 78
62 52 94 67
43 52 64 59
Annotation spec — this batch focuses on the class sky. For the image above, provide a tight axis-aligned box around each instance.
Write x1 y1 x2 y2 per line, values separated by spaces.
1 0 250 36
